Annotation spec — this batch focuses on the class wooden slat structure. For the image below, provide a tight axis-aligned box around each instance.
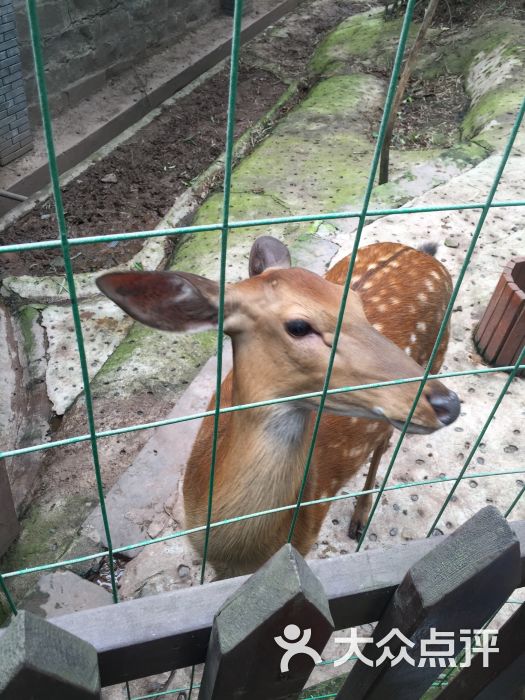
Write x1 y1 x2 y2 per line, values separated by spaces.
0 462 19 558
199 544 334 700
335 507 521 699
0 509 524 698
475 257 525 374
436 601 525 700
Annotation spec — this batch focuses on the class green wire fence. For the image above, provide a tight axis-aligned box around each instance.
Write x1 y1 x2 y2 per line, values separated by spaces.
0 0 524 697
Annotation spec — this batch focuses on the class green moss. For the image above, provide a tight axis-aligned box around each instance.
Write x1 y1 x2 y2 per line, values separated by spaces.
0 494 95 624
462 87 524 140
418 31 510 79
292 74 381 119
440 141 491 166
17 305 40 358
310 13 405 75
94 320 216 393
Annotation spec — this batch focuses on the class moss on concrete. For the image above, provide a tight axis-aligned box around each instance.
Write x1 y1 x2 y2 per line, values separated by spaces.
17 305 41 358
0 494 95 625
93 320 217 397
310 12 403 75
440 140 492 166
462 87 524 141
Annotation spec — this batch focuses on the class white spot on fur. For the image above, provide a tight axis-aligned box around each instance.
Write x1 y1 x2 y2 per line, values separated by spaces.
404 346 412 356
370 295 381 304
416 321 427 332
410 333 417 344
425 280 435 292
391 298 400 305
373 323 384 332
378 304 387 313
417 293 428 303
390 260 400 268
430 270 441 280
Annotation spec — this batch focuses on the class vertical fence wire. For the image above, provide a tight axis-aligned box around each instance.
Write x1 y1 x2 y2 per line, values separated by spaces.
287 0 417 542
198 0 244 586
0 574 17 616
428 343 525 535
24 0 119 604
356 95 525 550
187 2 244 698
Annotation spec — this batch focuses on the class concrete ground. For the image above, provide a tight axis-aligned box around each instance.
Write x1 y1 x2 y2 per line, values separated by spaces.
1 2 524 696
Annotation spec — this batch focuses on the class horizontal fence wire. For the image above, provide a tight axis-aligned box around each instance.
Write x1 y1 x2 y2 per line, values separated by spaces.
3 465 524 580
0 364 524 462
0 2 524 698
0 200 524 256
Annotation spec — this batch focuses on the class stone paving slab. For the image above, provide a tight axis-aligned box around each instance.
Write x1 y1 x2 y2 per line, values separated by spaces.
21 571 113 619
81 346 233 558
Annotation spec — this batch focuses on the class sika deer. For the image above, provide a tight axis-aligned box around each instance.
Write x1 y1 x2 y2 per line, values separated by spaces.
98 236 459 578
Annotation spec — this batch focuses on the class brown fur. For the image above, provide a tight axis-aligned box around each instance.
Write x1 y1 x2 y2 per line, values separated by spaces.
183 243 453 578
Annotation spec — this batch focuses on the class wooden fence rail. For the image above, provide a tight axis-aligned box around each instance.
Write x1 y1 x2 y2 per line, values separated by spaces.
0 506 524 699
0 461 19 558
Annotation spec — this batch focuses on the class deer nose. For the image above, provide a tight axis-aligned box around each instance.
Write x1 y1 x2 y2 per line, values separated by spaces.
427 390 461 426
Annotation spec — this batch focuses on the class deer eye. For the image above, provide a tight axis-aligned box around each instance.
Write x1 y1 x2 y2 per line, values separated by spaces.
285 319 313 337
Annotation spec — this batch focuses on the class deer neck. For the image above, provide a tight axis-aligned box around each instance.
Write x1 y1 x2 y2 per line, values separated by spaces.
221 351 312 510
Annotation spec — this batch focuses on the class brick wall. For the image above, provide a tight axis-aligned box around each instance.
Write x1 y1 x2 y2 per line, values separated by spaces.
13 0 221 126
0 0 32 166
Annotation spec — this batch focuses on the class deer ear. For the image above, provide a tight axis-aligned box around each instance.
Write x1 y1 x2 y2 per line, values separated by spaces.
96 271 220 332
249 236 291 277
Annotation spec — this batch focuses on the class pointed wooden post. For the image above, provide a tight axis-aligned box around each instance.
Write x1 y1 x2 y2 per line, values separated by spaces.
436 601 525 699
335 506 521 700
0 462 19 557
198 543 334 700
0 610 100 698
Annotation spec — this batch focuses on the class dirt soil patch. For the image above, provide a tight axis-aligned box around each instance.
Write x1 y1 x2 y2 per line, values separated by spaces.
392 74 469 150
0 66 285 279
0 0 370 280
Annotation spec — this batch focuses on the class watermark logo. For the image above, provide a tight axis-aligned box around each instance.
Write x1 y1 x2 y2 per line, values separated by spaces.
274 624 323 672
275 626 499 670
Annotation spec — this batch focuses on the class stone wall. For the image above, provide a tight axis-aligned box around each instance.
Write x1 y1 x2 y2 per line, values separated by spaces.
13 0 221 124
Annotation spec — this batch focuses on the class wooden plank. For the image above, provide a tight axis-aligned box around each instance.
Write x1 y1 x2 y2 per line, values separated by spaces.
486 289 524 362
498 306 525 365
475 274 507 345
0 610 100 698
479 283 513 358
198 544 334 700
334 506 521 700
0 461 19 558
436 602 525 699
1 518 524 687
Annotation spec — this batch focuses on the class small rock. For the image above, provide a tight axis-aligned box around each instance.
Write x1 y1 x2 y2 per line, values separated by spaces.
22 571 113 618
177 564 190 580
101 173 118 184
444 237 459 248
